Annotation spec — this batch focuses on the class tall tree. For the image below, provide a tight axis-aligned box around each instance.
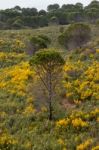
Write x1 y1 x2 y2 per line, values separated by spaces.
30 50 65 120
47 4 60 12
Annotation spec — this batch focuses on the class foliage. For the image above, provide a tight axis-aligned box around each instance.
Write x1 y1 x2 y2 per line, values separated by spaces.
63 51 99 103
0 25 99 150
29 35 51 54
58 23 91 49
0 1 99 29
0 38 25 53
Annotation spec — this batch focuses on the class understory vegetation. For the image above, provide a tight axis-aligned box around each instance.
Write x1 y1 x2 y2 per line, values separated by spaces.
0 6 99 150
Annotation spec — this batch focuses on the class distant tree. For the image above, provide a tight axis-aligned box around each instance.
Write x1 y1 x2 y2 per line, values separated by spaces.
75 3 83 10
0 21 5 29
86 0 99 9
96 19 99 26
58 23 91 49
5 9 21 18
12 18 23 29
30 8 38 16
13 6 22 12
22 8 38 16
55 11 68 25
85 0 99 23
85 8 99 23
68 12 84 23
61 4 75 11
38 10 47 16
22 16 39 28
49 16 59 25
38 16 48 27
30 49 65 120
47 4 60 12
0 1 99 29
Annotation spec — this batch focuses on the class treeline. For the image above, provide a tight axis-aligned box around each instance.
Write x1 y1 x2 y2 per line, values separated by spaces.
0 0 99 29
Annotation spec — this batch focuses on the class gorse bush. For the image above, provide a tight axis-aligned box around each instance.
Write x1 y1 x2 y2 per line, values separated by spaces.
0 38 25 53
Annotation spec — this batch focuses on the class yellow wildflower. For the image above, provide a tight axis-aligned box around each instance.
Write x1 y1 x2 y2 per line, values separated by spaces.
77 139 93 150
58 139 65 145
72 118 88 128
56 118 70 128
92 145 99 150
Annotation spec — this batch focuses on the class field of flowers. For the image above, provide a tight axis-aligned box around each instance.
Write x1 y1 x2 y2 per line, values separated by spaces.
0 26 99 150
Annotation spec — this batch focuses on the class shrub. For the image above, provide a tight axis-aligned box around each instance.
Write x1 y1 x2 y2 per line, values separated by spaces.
58 23 91 50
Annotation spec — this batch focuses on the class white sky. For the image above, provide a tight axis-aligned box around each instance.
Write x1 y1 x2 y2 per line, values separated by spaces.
0 0 94 10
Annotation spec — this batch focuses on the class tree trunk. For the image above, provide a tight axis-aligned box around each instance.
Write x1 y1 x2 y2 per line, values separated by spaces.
49 98 52 120
48 66 53 121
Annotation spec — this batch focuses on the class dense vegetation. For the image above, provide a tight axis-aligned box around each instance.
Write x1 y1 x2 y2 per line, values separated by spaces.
0 1 99 149
58 23 91 49
0 23 99 149
0 0 99 29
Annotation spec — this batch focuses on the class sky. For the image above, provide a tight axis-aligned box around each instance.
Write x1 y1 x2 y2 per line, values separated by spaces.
0 0 93 10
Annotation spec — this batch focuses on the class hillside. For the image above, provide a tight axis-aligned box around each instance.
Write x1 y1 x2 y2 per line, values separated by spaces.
0 24 99 49
0 24 99 150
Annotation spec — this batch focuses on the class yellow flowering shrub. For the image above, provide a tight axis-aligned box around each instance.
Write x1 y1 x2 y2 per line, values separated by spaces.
72 118 88 128
56 108 99 132
25 141 32 149
0 52 25 60
0 52 7 59
56 118 70 128
0 132 17 147
0 38 25 53
57 139 67 149
91 108 99 116
57 139 65 145
11 39 25 52
92 145 99 150
76 139 93 150
23 104 36 115
96 49 99 53
97 117 99 122
0 111 7 118
0 39 5 45
0 61 35 96
56 113 89 130
64 57 99 102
